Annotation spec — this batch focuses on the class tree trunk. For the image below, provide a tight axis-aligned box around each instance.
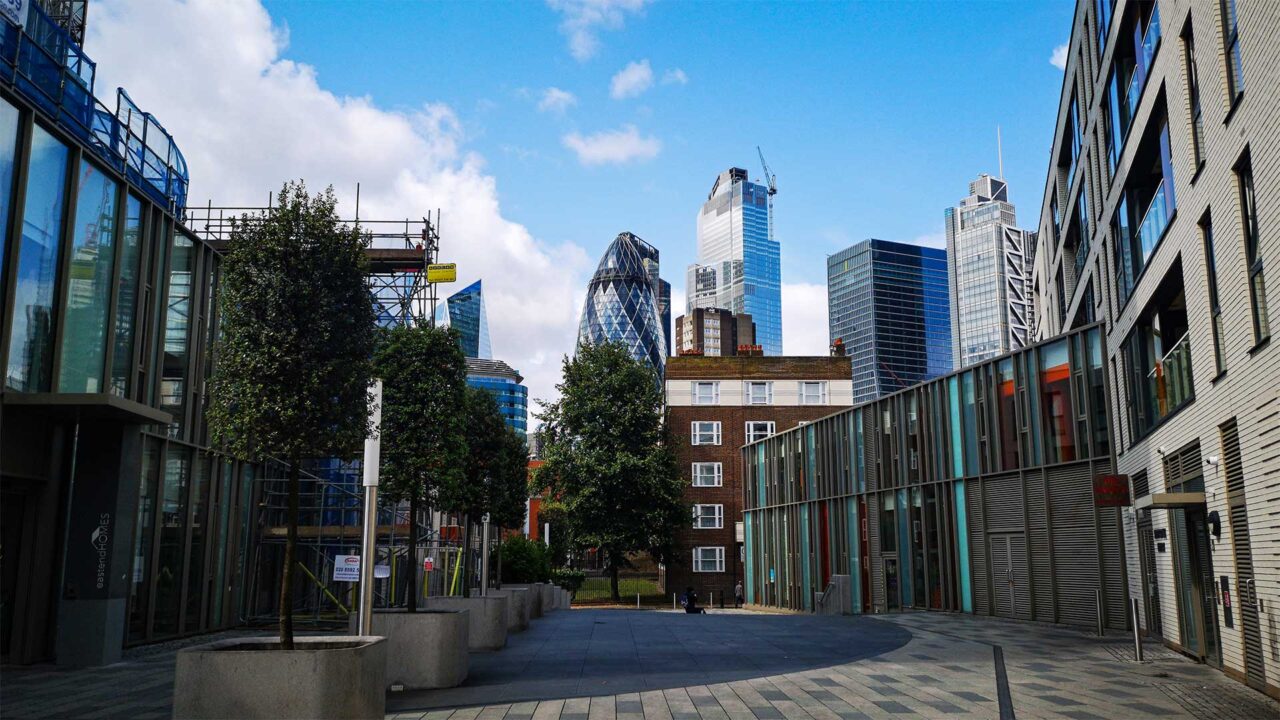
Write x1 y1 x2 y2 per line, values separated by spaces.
280 459 300 649
609 551 620 603
407 494 419 612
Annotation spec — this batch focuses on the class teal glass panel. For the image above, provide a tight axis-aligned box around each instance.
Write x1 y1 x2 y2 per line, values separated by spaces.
854 412 865 492
58 159 118 393
6 124 68 392
948 376 963 477
800 505 811 611
961 372 978 473
744 512 754 604
756 444 766 504
897 488 911 607
805 426 816 499
955 480 972 612
110 195 143 396
160 234 194 436
847 496 860 614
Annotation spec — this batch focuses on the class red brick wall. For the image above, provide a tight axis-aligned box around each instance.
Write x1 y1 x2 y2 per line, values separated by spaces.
664 404 850 603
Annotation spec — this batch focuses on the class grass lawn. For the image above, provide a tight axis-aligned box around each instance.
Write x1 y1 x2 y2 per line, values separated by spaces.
574 576 666 605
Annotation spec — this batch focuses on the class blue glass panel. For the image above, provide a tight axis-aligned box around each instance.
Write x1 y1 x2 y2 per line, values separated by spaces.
58 158 118 392
110 195 142 396
160 234 193 435
0 99 19 273
6 123 67 392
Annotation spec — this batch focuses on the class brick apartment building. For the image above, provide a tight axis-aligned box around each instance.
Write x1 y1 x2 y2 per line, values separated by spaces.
663 355 853 603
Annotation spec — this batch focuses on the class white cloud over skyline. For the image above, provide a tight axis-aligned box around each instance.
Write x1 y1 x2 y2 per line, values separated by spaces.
87 0 591 417
538 87 578 113
1050 43 1068 69
547 0 649 61
662 68 689 85
781 283 830 356
610 59 654 99
562 124 662 165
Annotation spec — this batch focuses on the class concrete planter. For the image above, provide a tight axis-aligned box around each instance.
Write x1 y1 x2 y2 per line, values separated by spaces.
172 636 385 720
425 596 508 651
507 583 544 618
485 588 530 632
347 609 468 690
541 583 555 612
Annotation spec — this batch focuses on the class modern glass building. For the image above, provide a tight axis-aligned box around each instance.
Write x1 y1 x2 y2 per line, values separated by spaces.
945 174 1036 368
466 358 527 436
689 167 781 356
435 278 492 360
743 324 1126 630
577 231 668 373
1 2 264 665
827 239 952 404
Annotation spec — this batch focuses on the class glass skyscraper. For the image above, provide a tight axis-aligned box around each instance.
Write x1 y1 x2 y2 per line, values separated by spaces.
944 174 1034 368
827 239 952 404
465 358 528 435
435 279 492 359
688 167 781 355
578 232 668 373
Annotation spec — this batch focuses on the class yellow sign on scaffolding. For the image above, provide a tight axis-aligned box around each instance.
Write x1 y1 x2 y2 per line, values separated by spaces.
427 263 457 283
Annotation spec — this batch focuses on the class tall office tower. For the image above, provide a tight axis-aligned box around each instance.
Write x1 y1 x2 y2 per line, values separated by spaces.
578 232 669 373
674 309 757 357
465 358 528 435
827 239 951 404
689 167 781 355
944 173 1035 368
1033 0 1280 694
435 279 492 359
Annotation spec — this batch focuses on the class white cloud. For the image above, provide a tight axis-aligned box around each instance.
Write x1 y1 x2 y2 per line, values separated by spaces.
547 0 649 62
782 283 830 356
87 0 591 414
1050 43 1068 70
537 87 578 113
911 231 947 249
661 68 688 85
610 59 654 99
562 124 661 165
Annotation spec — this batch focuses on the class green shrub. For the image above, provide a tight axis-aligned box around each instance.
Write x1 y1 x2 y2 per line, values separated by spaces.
550 568 586 592
499 536 550 583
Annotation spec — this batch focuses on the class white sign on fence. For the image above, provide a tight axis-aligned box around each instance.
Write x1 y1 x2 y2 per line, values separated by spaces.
334 554 361 582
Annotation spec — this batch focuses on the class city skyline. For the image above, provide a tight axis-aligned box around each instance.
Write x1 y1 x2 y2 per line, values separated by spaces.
81 0 1074 411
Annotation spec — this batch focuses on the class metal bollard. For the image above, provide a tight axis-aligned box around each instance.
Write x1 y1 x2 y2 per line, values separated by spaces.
1095 589 1105 637
1131 598 1144 661
636 592 640 609
673 593 677 610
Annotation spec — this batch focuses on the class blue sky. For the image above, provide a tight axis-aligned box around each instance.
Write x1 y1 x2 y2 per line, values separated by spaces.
89 0 1074 409
263 0 1072 284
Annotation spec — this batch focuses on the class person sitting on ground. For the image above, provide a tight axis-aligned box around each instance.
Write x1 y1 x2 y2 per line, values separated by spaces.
682 586 707 614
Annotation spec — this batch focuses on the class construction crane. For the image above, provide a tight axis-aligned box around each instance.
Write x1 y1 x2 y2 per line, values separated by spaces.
757 146 777 245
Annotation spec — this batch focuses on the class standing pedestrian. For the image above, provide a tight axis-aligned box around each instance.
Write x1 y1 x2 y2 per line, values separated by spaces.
734 580 744 608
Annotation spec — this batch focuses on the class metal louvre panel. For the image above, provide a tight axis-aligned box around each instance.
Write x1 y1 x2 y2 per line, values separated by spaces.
992 537 1012 617
867 493 883 611
1025 470 1047 528
967 480 990 615
1098 510 1128 630
1132 470 1150 499
983 472 1024 532
1030 528 1054 621
1010 535 1031 620
1221 419 1244 499
1047 463 1093 529
864 407 879 492
1231 503 1267 689
1047 463 1100 627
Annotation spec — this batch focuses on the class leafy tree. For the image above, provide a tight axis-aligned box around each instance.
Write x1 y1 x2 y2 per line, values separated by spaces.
373 323 468 611
208 182 377 648
535 341 686 601
497 536 550 583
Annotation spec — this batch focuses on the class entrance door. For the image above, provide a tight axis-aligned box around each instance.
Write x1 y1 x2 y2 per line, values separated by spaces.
883 558 899 611
1136 510 1163 636
990 534 1029 620
1171 508 1220 666
0 488 25 661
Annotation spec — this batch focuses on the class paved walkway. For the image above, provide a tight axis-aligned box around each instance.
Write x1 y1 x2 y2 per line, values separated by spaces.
3 608 1279 719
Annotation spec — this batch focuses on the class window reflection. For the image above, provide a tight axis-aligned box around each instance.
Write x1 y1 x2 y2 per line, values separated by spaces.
58 159 118 393
153 445 190 635
1040 341 1076 463
111 195 143 396
161 234 194 435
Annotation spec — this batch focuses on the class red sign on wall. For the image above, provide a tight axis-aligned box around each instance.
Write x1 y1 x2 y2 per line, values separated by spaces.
1094 474 1131 507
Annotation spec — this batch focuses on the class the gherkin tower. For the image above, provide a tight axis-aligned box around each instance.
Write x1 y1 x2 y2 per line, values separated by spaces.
577 232 668 374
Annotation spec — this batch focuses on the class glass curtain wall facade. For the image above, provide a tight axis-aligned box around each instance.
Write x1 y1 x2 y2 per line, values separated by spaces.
0 29 258 664
435 279 492 360
827 239 952 405
744 325 1126 629
945 174 1036 368
578 231 668 373
690 168 781 355
465 358 528 435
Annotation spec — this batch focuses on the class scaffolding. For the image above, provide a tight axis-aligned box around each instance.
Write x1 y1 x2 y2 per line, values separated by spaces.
187 202 478 628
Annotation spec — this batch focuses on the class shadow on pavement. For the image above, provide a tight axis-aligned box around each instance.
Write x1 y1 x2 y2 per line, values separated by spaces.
389 608 913 711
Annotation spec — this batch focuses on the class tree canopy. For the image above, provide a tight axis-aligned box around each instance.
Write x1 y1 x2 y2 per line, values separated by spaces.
207 181 377 646
439 385 529 530
534 341 685 599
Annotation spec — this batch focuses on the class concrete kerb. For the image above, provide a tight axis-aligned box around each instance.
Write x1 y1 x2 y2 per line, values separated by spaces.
424 596 508 651
483 588 530 632
346 609 468 690
172 635 386 720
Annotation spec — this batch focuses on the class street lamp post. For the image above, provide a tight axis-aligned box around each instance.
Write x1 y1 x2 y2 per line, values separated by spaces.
357 380 383 636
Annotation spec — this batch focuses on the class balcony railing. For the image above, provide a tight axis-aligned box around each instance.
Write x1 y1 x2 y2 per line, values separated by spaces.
1124 4 1162 127
1136 179 1174 262
1147 331 1193 419
1074 230 1092 278
0 3 188 214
